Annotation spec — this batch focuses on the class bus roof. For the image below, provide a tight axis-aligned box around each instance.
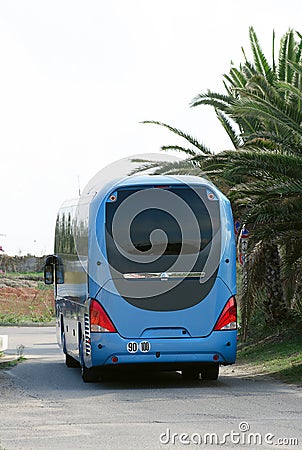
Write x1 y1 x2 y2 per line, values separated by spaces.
90 174 217 201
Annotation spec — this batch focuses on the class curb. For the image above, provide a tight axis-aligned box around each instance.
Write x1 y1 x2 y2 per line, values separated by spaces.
0 322 56 328
0 354 19 367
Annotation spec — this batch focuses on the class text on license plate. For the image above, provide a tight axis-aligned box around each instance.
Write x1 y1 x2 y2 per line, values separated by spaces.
126 341 151 353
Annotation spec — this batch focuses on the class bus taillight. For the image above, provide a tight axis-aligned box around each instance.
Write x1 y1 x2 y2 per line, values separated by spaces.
214 297 237 331
90 299 117 333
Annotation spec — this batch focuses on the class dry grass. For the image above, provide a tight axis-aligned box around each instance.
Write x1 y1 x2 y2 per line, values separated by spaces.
0 277 55 323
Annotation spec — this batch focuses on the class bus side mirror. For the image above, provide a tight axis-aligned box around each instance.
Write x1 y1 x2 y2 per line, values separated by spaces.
44 254 64 285
56 263 64 284
44 264 54 284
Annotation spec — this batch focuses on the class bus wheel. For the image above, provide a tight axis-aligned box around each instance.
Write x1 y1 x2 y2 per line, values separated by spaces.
79 338 99 382
81 364 99 382
181 368 200 380
201 364 219 380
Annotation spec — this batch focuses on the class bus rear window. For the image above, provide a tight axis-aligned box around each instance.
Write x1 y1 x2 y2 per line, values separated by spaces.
105 185 220 275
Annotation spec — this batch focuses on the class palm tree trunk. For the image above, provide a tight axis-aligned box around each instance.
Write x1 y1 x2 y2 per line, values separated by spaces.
262 242 287 323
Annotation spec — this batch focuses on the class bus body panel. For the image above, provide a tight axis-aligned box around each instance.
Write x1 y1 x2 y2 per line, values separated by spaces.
88 330 237 368
94 276 233 339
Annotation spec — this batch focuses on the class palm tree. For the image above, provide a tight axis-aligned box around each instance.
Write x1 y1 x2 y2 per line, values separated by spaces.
140 27 302 338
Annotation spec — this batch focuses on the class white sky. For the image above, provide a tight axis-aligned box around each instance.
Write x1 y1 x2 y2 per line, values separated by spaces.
0 0 301 256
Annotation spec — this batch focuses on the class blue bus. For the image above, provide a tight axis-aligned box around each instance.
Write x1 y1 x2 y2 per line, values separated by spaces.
44 174 237 382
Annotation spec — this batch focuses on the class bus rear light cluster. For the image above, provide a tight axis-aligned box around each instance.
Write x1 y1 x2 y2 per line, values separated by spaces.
90 299 117 333
214 296 237 331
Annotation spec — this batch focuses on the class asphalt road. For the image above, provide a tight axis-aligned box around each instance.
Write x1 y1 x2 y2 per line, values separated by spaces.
0 326 301 450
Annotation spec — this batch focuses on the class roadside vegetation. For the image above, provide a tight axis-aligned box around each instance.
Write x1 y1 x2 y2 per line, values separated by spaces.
237 328 302 384
0 355 25 370
0 271 55 324
235 270 302 384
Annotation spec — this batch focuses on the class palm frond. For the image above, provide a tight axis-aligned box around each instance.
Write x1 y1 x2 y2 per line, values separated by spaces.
160 145 203 157
286 59 302 90
231 94 302 138
190 91 235 110
128 159 168 175
141 121 211 155
276 80 302 115
286 59 302 77
215 109 243 149
232 178 302 199
243 133 302 154
242 60 257 80
223 67 247 89
224 149 302 180
129 158 205 177
272 29 276 74
249 26 274 83
276 80 302 98
278 29 296 83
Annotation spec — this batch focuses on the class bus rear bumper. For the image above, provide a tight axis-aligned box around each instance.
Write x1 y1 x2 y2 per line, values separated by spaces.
88 330 237 369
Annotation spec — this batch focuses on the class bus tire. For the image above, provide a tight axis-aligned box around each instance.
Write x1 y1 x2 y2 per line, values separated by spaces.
81 364 99 382
65 353 80 368
79 338 99 382
181 368 200 380
201 364 219 380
